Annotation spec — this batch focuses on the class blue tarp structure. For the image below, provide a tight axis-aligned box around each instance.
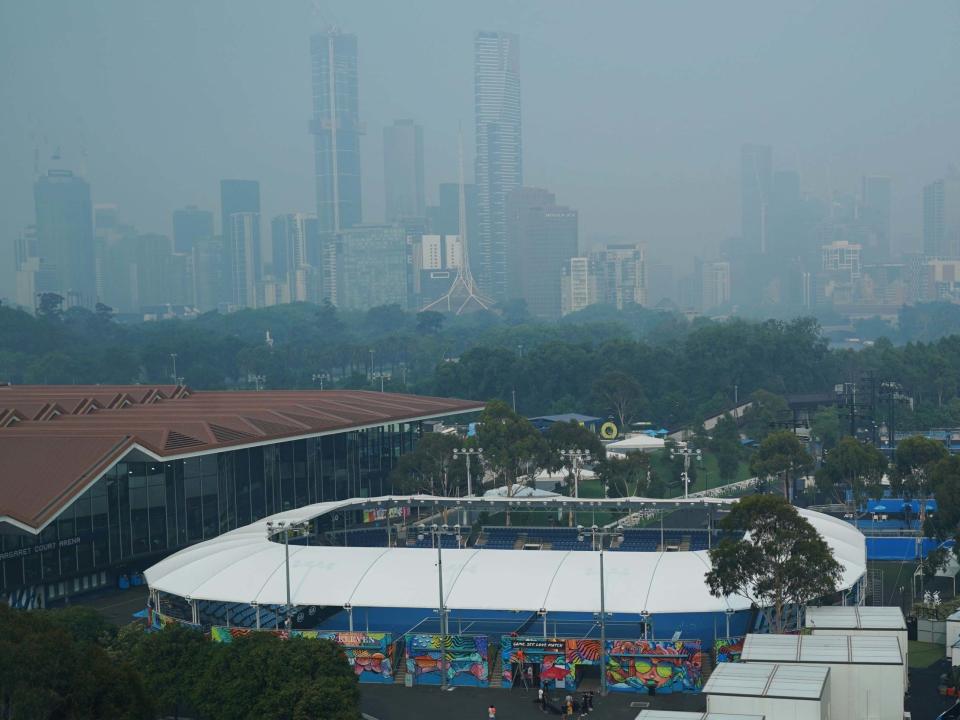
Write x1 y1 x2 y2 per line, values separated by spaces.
865 499 937 515
865 536 939 561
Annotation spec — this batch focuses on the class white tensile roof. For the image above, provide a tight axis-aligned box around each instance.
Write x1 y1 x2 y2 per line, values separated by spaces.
606 434 666 452
144 494 866 615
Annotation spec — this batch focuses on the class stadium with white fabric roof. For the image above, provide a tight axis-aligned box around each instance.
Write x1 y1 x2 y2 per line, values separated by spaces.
143 493 867 691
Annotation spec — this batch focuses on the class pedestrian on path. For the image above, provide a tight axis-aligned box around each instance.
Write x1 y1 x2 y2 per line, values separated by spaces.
488 704 496 719
538 685 546 711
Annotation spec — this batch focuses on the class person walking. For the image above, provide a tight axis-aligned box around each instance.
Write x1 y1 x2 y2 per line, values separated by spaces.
488 704 497 719
587 690 595 711
538 685 546 712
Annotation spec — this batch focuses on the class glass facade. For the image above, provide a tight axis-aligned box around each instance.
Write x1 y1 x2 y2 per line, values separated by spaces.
0 423 418 597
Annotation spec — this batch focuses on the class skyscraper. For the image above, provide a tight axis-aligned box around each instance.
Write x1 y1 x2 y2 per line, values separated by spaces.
506 187 578 319
173 205 214 254
334 226 407 311
229 212 261 309
474 31 522 302
220 180 260 304
33 169 96 307
923 174 960 259
310 30 362 233
741 144 772 254
383 120 425 222
860 176 892 260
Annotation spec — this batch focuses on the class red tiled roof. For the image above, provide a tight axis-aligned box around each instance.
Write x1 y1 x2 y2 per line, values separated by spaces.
0 385 483 532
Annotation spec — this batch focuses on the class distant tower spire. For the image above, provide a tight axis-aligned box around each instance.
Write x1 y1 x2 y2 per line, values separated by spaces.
421 127 493 315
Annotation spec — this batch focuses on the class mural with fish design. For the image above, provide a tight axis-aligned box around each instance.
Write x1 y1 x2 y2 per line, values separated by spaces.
605 639 702 694
405 634 489 687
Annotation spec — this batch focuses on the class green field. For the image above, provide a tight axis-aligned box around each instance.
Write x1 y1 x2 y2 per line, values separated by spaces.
909 640 945 669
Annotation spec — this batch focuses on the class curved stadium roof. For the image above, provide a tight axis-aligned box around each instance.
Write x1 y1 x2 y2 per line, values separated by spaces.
144 495 867 616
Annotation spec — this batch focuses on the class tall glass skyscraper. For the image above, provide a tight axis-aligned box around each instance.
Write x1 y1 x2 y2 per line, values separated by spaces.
474 31 522 303
34 170 96 308
310 30 362 234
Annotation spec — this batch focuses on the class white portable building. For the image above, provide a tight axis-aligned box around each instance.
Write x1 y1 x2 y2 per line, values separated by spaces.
635 712 765 720
740 633 904 720
947 609 960 657
805 605 908 681
703 662 829 720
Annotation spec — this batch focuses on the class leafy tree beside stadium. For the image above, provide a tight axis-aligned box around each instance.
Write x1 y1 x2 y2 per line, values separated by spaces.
477 400 552 493
892 435 948 498
750 430 813 502
705 494 843 633
815 437 888 505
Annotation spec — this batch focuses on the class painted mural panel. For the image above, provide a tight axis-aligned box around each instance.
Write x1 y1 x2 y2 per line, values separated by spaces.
714 637 744 663
405 634 489 687
606 640 703 694
500 636 570 687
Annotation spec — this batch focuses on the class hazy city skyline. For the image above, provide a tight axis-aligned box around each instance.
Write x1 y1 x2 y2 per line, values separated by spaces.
1 1 959 300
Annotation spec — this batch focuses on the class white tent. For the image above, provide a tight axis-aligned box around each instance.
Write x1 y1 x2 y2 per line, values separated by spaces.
144 495 866 618
605 434 666 453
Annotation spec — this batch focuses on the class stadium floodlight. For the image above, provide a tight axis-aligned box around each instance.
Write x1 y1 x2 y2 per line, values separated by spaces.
724 607 735 637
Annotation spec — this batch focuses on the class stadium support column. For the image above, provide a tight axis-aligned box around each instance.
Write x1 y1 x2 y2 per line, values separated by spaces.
434 523 448 691
599 547 607 696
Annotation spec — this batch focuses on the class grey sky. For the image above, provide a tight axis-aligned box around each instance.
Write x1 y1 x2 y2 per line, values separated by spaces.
1 1 958 297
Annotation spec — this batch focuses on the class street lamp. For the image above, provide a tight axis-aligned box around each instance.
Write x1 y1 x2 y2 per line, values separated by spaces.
577 523 623 697
311 372 328 390
560 449 591 498
417 523 459 691
670 444 702 499
266 519 311 632
452 447 483 525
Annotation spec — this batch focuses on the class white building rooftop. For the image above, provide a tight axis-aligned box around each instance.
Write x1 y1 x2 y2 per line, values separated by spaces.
805 605 906 630
703 662 828 700
741 633 902 665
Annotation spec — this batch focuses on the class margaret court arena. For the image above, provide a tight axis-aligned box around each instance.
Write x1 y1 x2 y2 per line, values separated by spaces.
144 494 867 694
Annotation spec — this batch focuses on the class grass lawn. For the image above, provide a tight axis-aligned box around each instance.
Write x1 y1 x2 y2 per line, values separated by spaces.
909 640 945 669
647 449 751 497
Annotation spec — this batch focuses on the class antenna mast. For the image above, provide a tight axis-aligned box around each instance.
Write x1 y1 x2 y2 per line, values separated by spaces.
421 127 493 315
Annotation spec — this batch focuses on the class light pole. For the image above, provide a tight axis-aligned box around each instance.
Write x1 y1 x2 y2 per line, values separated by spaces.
170 353 178 384
670 444 701 499
560 449 591 498
311 373 328 390
452 447 483 525
418 522 459 691
578 523 623 697
368 348 374 380
266 519 311 632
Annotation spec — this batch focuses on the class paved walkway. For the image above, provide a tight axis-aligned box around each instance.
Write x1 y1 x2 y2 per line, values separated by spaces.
360 685 705 720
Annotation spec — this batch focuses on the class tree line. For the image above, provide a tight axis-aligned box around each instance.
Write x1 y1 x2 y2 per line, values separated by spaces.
3 300 960 432
0 604 359 720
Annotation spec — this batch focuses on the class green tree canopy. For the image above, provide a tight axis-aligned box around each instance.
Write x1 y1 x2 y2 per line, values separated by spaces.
893 435 949 498
591 371 647 434
389 431 478 496
705 494 843 633
597 452 650 498
477 400 552 494
741 390 791 441
749 430 813 501
0 605 153 720
710 414 743 481
816 437 888 505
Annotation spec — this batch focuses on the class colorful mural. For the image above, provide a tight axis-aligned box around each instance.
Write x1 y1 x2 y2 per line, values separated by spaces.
605 640 703 694
209 627 394 683
405 634 489 687
564 639 602 686
714 637 744 663
500 636 571 688
149 609 201 632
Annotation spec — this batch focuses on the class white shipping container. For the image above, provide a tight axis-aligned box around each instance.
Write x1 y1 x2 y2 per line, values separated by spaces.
740 633 904 720
704 662 830 720
806 605 909 682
